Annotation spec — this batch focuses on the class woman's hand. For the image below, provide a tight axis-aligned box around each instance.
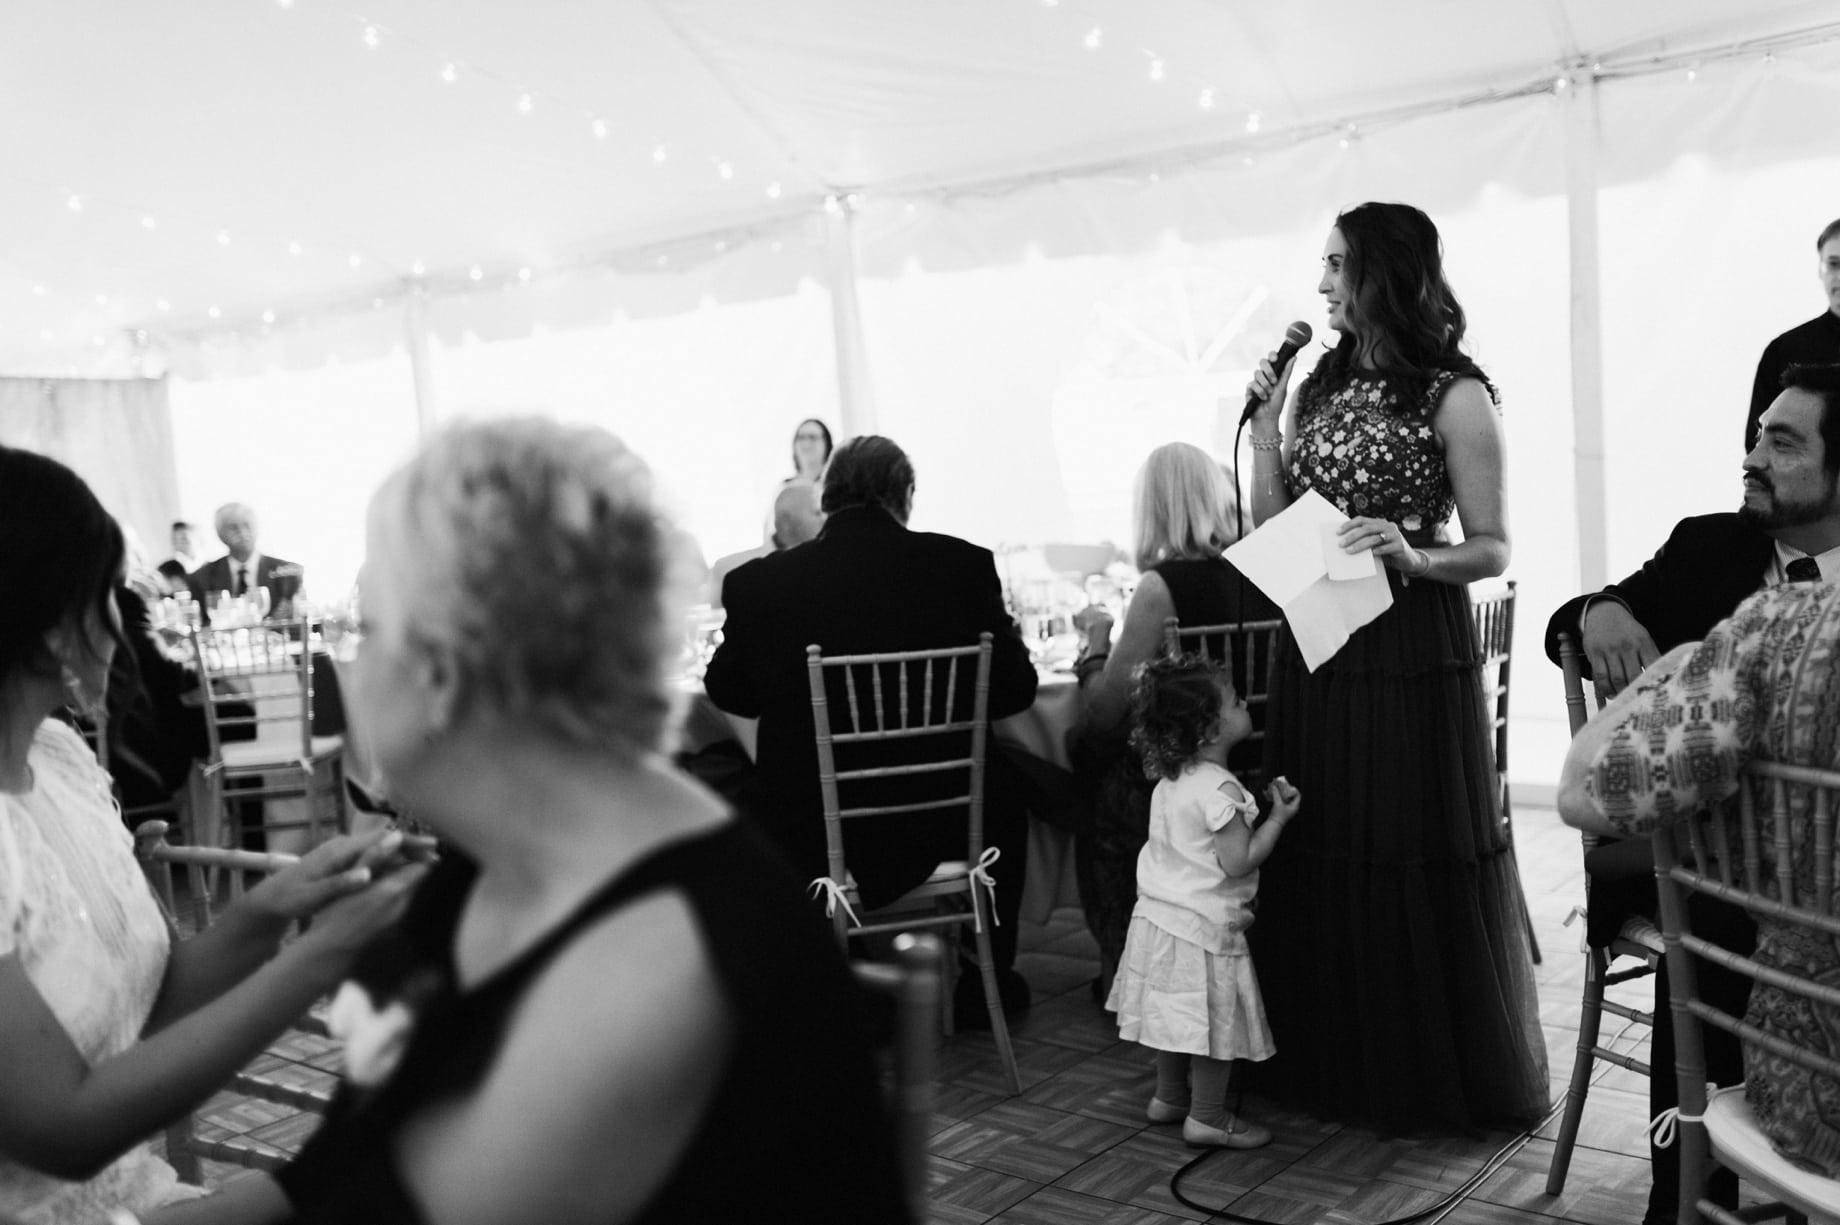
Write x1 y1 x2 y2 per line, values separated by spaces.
1337 517 1424 573
291 859 431 978
242 827 435 928
1244 349 1300 432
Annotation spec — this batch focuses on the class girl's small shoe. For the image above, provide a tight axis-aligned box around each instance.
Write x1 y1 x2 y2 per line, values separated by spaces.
1182 1113 1272 1149
1145 1097 1187 1124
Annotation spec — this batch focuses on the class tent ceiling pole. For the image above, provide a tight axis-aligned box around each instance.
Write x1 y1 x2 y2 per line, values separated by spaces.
1564 71 1608 592
823 198 877 438
402 293 438 437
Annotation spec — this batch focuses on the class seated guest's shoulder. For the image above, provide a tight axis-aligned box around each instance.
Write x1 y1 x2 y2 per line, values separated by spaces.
1663 512 1764 550
907 529 995 565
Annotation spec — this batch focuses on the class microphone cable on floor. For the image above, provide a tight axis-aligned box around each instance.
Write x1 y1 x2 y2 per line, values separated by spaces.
1164 1025 1642 1225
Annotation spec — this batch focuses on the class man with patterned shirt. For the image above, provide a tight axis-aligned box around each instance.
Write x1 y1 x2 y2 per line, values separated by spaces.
1547 361 1840 1222
1559 580 1840 1179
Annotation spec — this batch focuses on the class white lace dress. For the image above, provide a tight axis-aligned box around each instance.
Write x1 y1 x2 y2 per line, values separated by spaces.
0 720 202 1224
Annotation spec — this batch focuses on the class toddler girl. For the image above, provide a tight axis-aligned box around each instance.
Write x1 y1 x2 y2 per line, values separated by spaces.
1105 653 1301 1148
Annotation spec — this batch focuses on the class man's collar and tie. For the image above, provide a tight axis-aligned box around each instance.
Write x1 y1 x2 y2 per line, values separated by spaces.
1771 540 1840 586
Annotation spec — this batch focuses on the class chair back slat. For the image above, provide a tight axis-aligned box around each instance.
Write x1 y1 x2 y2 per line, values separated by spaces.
1708 804 1735 890
1817 788 1835 918
1556 632 1592 737
1772 775 1797 905
844 667 862 735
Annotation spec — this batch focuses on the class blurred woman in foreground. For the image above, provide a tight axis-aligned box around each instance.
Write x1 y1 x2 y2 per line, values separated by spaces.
149 417 908 1224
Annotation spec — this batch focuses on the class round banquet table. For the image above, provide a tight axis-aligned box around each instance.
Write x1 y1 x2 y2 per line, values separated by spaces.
675 669 1085 924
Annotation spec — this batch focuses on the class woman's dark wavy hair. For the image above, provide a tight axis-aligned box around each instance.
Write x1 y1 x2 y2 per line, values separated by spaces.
0 447 128 691
1128 653 1232 782
1316 201 1487 408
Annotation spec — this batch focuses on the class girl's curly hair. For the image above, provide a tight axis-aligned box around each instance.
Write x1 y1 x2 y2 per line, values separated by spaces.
1128 652 1232 781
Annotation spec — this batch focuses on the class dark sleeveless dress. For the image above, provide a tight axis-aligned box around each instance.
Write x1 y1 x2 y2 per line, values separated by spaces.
275 820 910 1223
1250 359 1548 1131
1076 557 1280 976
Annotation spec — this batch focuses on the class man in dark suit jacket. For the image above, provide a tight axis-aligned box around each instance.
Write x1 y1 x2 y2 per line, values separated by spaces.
704 435 1038 989
1744 219 1840 452
187 502 304 621
1546 362 1840 1225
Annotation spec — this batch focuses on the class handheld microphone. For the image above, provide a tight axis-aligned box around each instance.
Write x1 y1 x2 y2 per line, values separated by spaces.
1240 320 1314 426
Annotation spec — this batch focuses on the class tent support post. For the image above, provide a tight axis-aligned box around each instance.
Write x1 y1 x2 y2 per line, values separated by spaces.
823 196 877 437
403 292 439 437
1564 71 1609 592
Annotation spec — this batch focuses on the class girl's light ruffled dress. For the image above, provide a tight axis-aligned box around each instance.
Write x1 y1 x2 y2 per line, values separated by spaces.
1106 761 1275 1061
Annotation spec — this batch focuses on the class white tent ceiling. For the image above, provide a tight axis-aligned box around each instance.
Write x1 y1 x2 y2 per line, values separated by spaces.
3 0 1836 376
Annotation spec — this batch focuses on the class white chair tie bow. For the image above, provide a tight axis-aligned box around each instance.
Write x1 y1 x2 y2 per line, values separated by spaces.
808 876 861 928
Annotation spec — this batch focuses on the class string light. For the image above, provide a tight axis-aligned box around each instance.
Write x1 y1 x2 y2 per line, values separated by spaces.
468 264 484 281
141 215 156 230
348 252 362 267
411 260 426 276
716 160 734 180
517 92 534 114
156 299 170 312
1553 74 1570 92
517 266 532 282
652 144 668 164
288 240 303 255
1245 109 1261 133
591 118 608 139
1197 88 1215 110
1148 58 1166 83
94 294 109 306
439 62 458 84
207 306 221 319
66 194 82 212
216 229 232 246
261 309 276 324
1685 64 1699 82
765 181 783 199
362 24 380 48
1083 26 1103 50
30 285 44 296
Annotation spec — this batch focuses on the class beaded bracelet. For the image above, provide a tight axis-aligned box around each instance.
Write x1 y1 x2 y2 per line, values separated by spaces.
1247 434 1284 452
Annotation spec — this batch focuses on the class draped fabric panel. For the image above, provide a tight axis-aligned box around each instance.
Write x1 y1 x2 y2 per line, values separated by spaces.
0 378 177 563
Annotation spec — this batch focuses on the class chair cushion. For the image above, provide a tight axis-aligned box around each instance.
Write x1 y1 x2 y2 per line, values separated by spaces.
1705 1088 1840 1219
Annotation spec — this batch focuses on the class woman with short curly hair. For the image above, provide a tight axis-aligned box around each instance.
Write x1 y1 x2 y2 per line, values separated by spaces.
171 417 909 1225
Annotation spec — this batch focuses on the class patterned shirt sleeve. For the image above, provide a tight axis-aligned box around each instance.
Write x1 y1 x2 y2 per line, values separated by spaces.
1586 587 1786 835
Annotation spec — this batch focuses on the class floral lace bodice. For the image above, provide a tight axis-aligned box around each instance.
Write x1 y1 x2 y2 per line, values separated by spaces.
0 720 191 1223
1287 366 1497 533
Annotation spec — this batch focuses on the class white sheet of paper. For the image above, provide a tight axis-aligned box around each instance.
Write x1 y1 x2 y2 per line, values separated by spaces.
1223 489 1395 671
1224 489 1335 606
1321 522 1381 581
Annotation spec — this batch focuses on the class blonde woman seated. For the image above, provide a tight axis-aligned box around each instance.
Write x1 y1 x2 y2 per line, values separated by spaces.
1072 442 1278 999
147 418 909 1225
0 446 424 1225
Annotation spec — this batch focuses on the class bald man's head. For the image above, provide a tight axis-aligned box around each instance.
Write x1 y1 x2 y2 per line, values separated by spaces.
772 483 824 550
